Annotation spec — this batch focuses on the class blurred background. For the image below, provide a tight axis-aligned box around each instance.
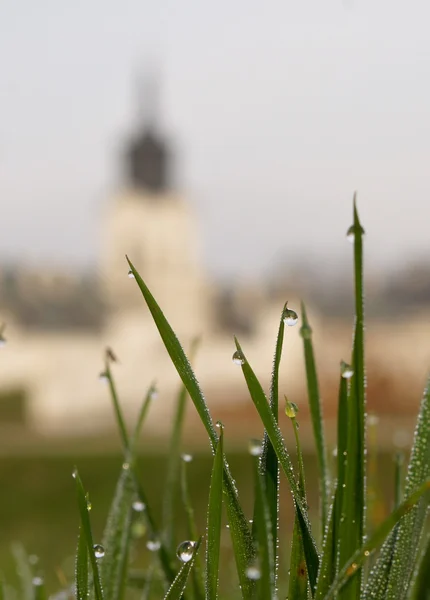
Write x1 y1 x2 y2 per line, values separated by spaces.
0 0 429 594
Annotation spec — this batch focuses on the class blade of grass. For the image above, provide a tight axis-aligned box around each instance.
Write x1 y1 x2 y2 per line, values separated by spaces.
234 337 319 594
334 371 348 575
300 301 328 535
205 425 224 600
255 303 285 581
410 533 430 600
314 492 337 599
384 377 430 599
75 527 89 600
11 543 33 600
180 457 205 600
32 579 47 600
324 478 430 600
286 400 309 600
127 257 255 597
163 338 200 554
164 539 202 600
252 445 276 599
73 470 104 600
337 197 366 600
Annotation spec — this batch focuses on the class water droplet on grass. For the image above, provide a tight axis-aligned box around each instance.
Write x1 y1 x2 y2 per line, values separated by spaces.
122 462 130 470
246 565 261 580
285 400 299 418
132 500 145 512
127 269 135 279
341 361 354 379
146 539 161 552
32 577 43 586
93 544 105 559
283 307 299 326
232 350 245 365
248 439 263 456
176 540 197 563
98 372 108 383
181 453 193 463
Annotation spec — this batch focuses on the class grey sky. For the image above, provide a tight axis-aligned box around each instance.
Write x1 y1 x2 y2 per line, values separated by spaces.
0 0 429 281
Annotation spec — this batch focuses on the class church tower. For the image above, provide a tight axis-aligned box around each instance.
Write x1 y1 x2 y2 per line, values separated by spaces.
100 76 211 334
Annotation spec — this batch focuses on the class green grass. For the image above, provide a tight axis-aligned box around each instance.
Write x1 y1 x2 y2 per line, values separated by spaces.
1 198 429 599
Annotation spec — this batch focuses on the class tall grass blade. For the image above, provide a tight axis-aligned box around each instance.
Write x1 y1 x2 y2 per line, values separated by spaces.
252 449 276 599
100 461 136 600
11 543 33 600
205 425 224 600
334 372 348 570
234 337 319 593
410 533 430 600
314 493 337 599
256 303 284 579
286 402 309 600
163 339 200 554
75 527 89 600
384 377 430 599
180 458 205 600
164 539 202 600
324 478 430 600
32 580 47 600
73 470 104 600
130 382 157 451
300 301 328 534
337 198 366 600
127 257 255 596
104 358 128 452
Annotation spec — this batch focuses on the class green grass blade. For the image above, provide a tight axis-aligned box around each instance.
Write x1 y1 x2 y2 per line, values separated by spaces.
163 339 200 554
73 470 104 600
32 579 47 600
75 527 89 600
286 402 309 600
252 448 276 599
164 539 202 600
324 478 430 600
334 372 348 571
314 492 337 599
127 257 255 596
130 382 157 452
256 303 284 579
11 543 33 600
100 461 136 600
410 533 430 600
103 357 128 452
234 337 319 594
384 377 430 599
180 457 205 600
205 425 224 600
300 300 328 535
337 197 366 600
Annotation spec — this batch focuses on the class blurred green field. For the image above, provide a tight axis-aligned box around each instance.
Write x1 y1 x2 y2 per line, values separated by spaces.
0 449 397 596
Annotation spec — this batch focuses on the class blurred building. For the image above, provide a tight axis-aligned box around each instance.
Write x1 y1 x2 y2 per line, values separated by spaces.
0 84 428 448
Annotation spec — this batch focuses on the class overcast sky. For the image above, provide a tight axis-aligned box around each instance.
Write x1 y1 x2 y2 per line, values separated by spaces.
0 0 429 281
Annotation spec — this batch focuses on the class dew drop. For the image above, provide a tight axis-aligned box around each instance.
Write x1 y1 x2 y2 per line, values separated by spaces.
32 577 43 587
93 544 105 559
248 439 263 456
146 539 161 552
283 307 299 327
181 453 193 463
246 565 261 580
216 420 224 429
72 469 77 480
149 387 158 401
0 336 7 348
285 400 299 419
98 371 108 383
122 462 130 471
364 550 370 557
176 540 197 563
132 500 146 512
346 225 355 243
332 447 338 458
232 350 245 365
340 361 354 379
127 269 135 279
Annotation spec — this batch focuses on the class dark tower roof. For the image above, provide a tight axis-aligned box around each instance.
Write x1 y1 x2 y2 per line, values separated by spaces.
124 74 171 193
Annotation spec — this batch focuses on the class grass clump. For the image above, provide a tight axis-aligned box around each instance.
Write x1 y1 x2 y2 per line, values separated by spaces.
2 197 429 599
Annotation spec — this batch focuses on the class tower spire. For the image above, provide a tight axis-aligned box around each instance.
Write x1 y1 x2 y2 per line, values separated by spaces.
125 69 171 193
